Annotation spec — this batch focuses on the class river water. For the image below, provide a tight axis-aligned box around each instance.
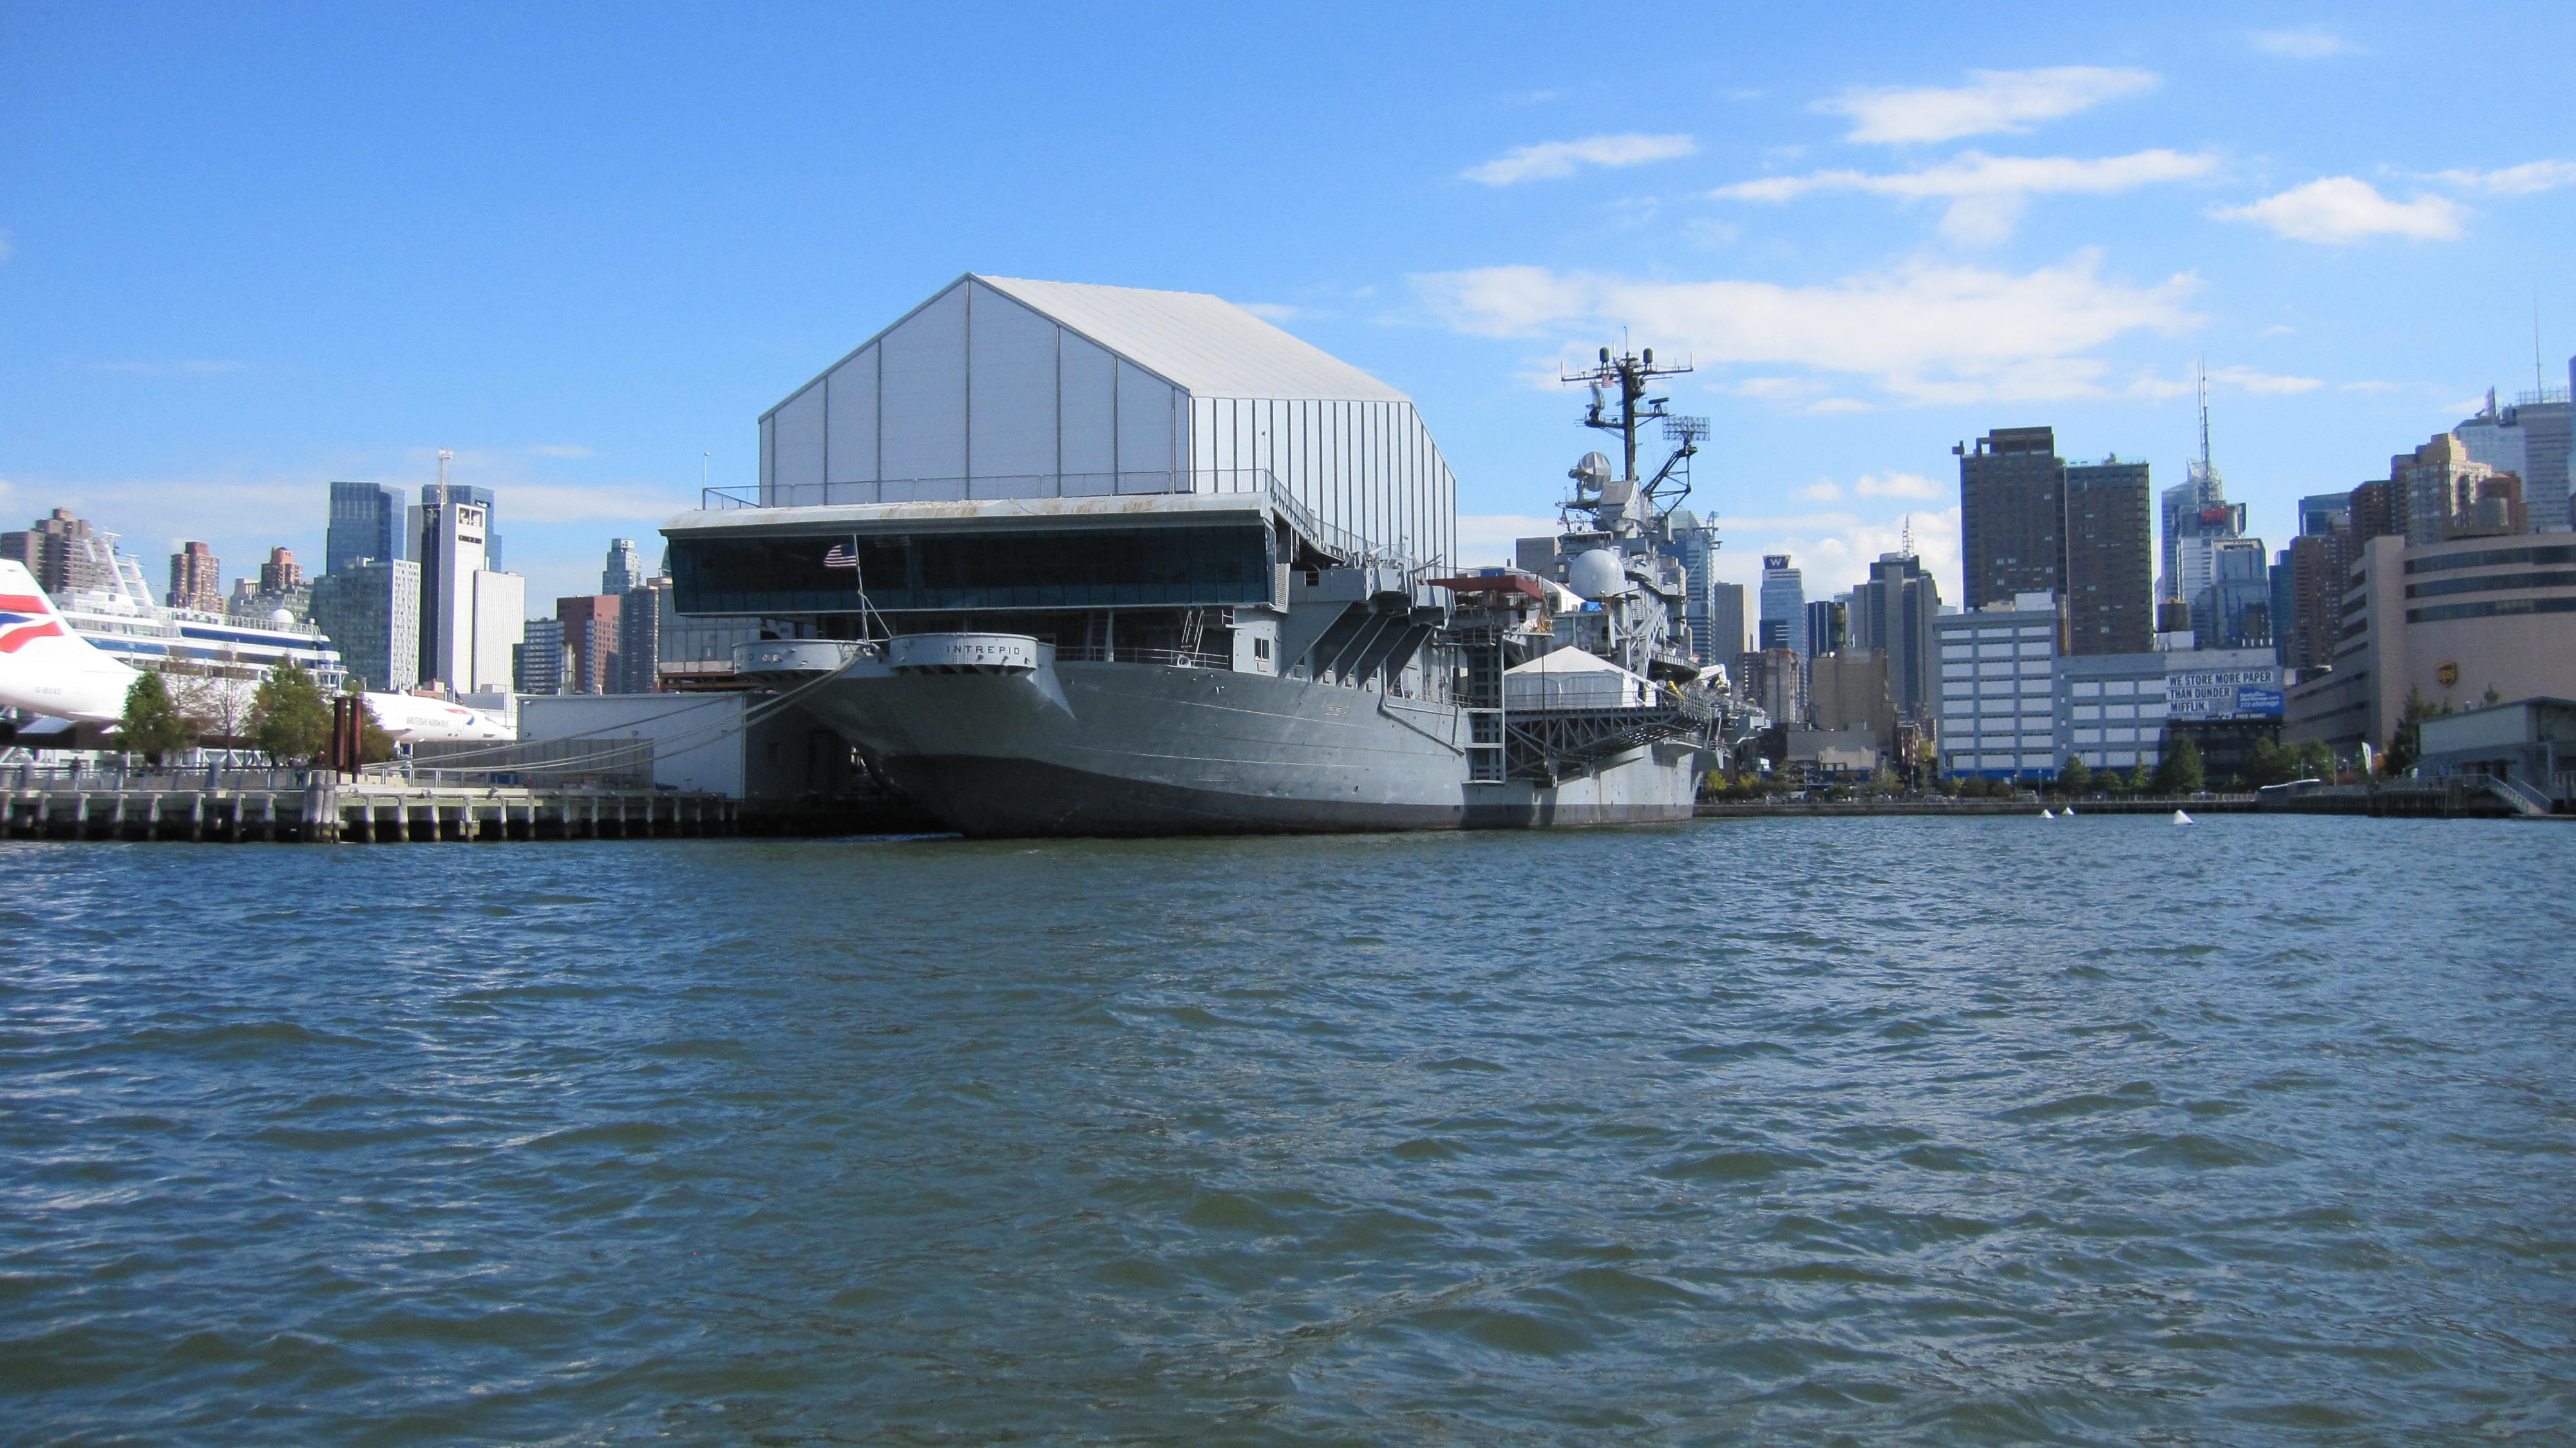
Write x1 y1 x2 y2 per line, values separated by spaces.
2 816 2570 1445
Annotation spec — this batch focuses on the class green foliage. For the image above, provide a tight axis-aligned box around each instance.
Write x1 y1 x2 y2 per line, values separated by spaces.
2154 734 2206 794
2243 738 2292 788
250 660 331 763
2291 739 2336 780
2126 761 2153 792
118 671 194 765
2383 686 2452 776
2057 756 2092 794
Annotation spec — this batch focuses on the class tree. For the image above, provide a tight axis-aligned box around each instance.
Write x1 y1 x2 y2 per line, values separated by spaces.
2058 756 2092 795
2291 739 2336 781
2154 733 2206 794
249 660 331 763
118 671 194 765
2243 738 2291 788
2126 760 2154 792
2383 686 2450 776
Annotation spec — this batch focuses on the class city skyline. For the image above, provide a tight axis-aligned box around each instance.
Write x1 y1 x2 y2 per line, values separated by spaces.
3 5 2572 607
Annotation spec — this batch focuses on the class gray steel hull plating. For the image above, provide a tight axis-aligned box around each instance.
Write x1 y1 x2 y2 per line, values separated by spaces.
799 662 1701 837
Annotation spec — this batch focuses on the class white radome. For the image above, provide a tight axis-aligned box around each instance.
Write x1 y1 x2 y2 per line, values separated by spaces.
1566 548 1632 601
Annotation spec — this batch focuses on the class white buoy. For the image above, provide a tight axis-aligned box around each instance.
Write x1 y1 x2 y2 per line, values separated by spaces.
2040 808 2054 818
2063 805 2076 817
2172 809 2193 824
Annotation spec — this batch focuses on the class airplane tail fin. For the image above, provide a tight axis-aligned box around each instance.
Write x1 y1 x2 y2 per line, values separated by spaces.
0 560 80 654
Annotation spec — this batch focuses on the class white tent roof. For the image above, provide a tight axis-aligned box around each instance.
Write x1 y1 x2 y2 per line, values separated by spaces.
1506 647 1651 683
976 275 1410 404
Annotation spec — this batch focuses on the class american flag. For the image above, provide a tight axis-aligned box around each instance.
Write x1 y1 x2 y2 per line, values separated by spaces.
822 543 860 570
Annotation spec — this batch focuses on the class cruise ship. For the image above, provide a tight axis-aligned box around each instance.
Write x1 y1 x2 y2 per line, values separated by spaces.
661 275 1747 836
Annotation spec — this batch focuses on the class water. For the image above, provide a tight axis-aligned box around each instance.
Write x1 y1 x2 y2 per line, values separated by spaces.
2 817 2570 1446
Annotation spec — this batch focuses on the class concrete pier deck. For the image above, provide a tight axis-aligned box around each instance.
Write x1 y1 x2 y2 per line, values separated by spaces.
0 769 735 843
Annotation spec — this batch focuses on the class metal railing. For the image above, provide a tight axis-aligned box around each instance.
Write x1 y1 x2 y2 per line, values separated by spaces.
1053 645 1231 671
699 468 1396 572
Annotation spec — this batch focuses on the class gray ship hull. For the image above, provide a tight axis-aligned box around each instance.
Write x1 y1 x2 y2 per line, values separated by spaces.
800 660 1701 837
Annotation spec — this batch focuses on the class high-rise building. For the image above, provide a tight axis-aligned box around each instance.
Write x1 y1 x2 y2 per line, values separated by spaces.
2392 433 2530 546
2063 457 2152 655
307 559 421 691
1707 580 1745 670
2196 538 2273 650
603 538 645 595
2454 384 2571 533
1808 648 1896 748
615 577 672 692
167 540 223 612
1804 596 1847 658
1958 427 2063 610
1736 647 1806 727
1656 513 1729 662
555 595 621 694
3 509 122 600
515 616 569 695
2280 532 2348 673
326 482 407 575
258 547 303 595
1758 554 1807 656
1848 551 1942 726
417 484 522 692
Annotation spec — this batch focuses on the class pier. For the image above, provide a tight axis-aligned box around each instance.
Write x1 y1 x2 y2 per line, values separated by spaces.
0 767 735 843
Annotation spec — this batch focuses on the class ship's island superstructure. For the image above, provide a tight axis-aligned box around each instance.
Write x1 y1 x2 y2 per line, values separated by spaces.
660 274 1754 835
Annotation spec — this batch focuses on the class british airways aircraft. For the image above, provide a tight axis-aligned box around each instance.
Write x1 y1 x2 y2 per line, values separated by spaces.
0 560 510 743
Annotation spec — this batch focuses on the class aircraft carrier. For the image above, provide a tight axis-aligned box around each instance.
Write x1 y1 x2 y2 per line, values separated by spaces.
661 274 1753 836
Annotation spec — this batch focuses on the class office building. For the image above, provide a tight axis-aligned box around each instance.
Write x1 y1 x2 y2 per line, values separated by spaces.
603 537 646 595
1656 512 1732 663
1847 550 1942 724
417 486 523 692
3 509 122 600
2454 381 2571 533
616 577 672 693
1736 648 1806 728
1809 648 1896 750
2415 698 2576 806
556 595 621 694
2161 458 2246 605
1705 580 1746 670
2063 457 2152 654
2392 433 2526 546
1758 554 1806 655
1804 595 1847 658
1959 428 2064 610
2197 537 2273 649
2284 531 2576 759
167 541 223 612
1935 592 2060 779
326 482 408 575
307 558 421 691
515 616 569 695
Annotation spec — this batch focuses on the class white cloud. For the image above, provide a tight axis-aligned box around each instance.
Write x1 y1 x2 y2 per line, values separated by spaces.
2122 365 2323 399
527 443 596 459
1815 67 2157 144
1712 148 2219 243
1236 302 1300 321
1856 472 1942 499
1708 506 1963 602
2249 26 2356 59
1794 479 1844 502
2340 380 2402 394
0 229 14 262
2215 177 2464 243
1462 133 1698 186
1413 249 2202 406
2425 160 2576 195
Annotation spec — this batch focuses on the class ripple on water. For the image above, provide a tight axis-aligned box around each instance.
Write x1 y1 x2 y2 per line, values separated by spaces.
0 817 2570 1443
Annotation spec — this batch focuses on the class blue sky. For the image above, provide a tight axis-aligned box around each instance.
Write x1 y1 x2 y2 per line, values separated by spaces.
4 1 2571 608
